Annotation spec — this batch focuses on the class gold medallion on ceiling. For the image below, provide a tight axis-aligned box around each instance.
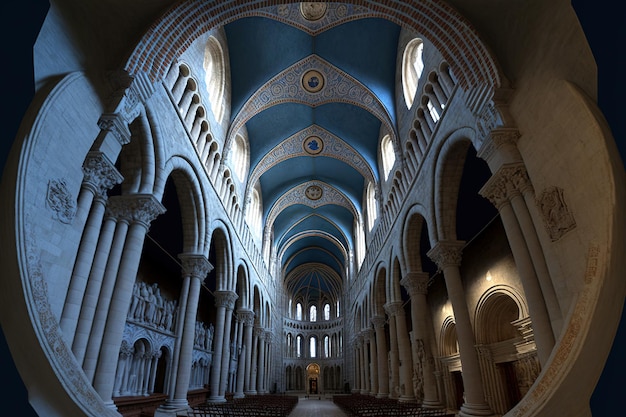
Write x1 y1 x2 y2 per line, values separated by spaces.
300 2 327 21
305 185 323 201
303 135 324 155
302 69 324 93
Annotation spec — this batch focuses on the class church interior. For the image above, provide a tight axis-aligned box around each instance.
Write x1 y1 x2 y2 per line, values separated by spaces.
1 1 624 417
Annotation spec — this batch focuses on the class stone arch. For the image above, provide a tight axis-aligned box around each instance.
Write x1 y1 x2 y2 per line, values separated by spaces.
474 285 529 345
440 316 459 357
401 204 432 273
124 1 504 103
372 265 387 316
234 262 250 310
208 221 233 291
160 156 208 253
432 129 476 241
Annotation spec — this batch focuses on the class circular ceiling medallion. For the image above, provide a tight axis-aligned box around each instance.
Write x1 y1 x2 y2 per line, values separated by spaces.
300 2 327 21
302 69 324 93
303 135 323 155
305 185 323 201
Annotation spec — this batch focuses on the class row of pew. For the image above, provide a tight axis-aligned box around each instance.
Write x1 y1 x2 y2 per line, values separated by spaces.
187 394 299 417
333 394 455 417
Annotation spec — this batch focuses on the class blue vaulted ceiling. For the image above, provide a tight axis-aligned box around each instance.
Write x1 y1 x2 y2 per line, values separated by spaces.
224 4 401 305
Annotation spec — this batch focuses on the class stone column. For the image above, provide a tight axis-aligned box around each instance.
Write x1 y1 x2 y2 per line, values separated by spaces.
366 328 378 396
385 301 415 402
238 309 255 395
371 316 389 398
72 210 117 366
507 163 563 336
60 151 122 345
256 328 267 393
358 335 366 393
208 290 238 402
353 339 361 393
165 254 212 409
480 168 555 366
387 313 400 399
362 331 371 394
401 272 440 407
218 296 237 397
92 195 165 409
249 328 260 393
428 241 494 417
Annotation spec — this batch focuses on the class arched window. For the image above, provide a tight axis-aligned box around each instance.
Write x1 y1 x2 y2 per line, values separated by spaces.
402 38 425 109
232 133 248 182
381 134 395 180
246 187 262 237
203 36 226 123
287 333 293 357
324 335 330 358
296 335 302 357
288 299 293 318
323 303 330 321
336 300 340 318
310 305 317 322
310 336 317 358
296 303 303 321
366 181 378 231
427 99 441 123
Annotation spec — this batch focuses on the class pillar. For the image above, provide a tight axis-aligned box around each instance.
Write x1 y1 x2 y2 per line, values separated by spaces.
60 151 122 345
385 301 415 402
208 290 238 402
371 316 389 398
428 241 494 417
92 195 165 409
164 254 213 410
401 272 441 407
480 168 555 366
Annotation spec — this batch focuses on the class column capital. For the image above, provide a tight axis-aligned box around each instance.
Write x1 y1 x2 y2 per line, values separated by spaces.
106 194 166 227
400 272 430 296
371 315 386 329
383 301 405 318
237 309 255 326
427 240 465 269
178 254 213 279
254 326 265 338
214 290 238 310
362 328 375 340
82 151 123 198
480 162 531 208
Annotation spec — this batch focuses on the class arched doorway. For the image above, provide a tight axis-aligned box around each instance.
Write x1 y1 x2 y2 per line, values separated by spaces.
306 363 320 395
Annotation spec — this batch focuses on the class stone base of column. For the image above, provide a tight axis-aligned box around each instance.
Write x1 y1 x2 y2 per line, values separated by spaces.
459 402 495 417
375 392 389 399
351 389 360 394
102 400 118 411
398 395 417 403
233 392 245 399
155 400 189 417
207 395 227 403
245 390 257 395
360 389 369 395
421 399 443 409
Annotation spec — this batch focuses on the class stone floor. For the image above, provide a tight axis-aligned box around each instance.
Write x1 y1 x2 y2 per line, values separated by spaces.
288 396 348 417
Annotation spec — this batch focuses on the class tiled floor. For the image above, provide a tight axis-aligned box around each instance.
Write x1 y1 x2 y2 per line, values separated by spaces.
288 396 348 416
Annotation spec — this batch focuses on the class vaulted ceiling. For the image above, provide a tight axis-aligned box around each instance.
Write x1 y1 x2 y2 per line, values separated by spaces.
222 4 402 305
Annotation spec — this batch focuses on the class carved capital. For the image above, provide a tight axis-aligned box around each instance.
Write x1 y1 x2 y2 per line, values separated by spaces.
384 301 405 318
362 328 375 340
82 151 123 198
400 272 429 296
427 240 465 269
214 290 238 310
179 254 213 279
106 194 166 227
237 309 255 327
479 169 510 209
98 113 132 146
371 315 386 329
